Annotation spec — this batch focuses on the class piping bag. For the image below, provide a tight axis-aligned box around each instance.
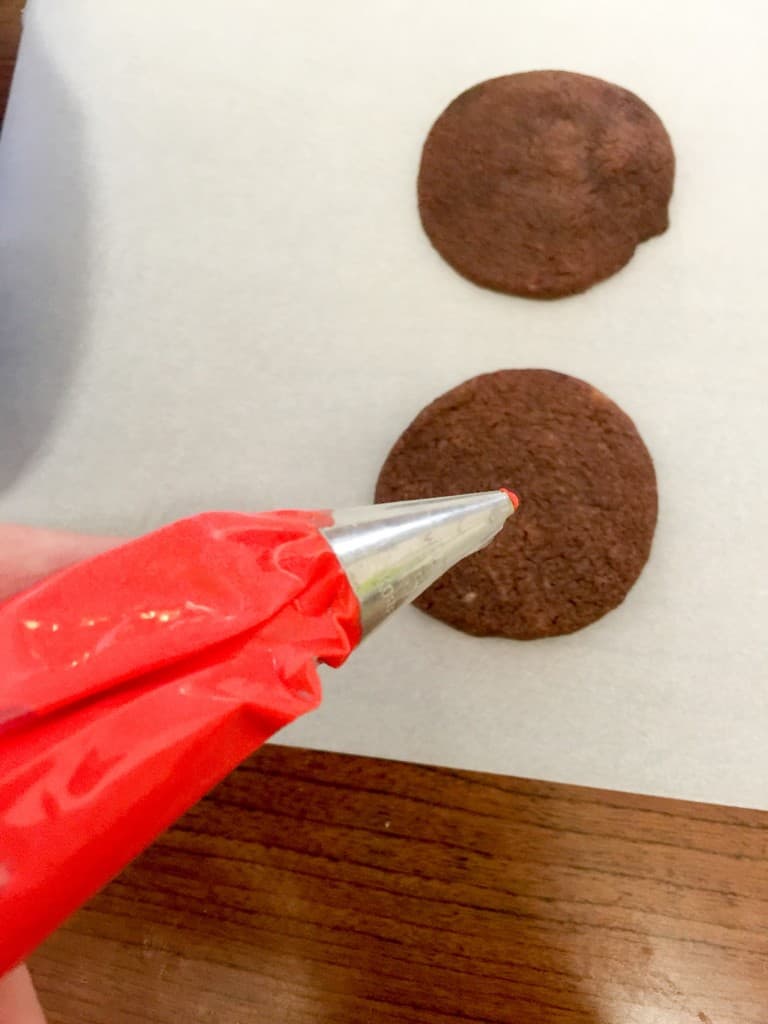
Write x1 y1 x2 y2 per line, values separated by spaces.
0 489 517 970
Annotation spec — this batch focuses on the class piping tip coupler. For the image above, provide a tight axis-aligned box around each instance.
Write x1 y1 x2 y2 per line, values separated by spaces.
322 490 518 635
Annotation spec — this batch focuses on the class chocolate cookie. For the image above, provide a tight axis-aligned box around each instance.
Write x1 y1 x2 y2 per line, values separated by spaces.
375 370 657 639
418 71 675 298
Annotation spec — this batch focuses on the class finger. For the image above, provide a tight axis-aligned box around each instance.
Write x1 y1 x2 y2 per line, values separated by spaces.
0 965 47 1024
0 525 121 601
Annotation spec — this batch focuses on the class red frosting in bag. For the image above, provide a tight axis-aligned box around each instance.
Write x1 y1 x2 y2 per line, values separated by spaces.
0 510 360 971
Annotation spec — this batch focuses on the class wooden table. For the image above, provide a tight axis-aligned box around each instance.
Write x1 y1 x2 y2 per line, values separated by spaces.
27 746 768 1024
2 4 766 1021
0 0 21 122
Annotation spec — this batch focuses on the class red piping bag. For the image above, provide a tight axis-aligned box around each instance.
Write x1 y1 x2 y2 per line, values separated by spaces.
0 490 516 970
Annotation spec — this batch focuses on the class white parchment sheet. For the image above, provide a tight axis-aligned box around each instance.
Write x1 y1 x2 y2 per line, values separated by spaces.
1 0 767 805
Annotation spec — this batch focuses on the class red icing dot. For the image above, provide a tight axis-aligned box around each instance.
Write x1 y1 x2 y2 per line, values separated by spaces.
500 488 520 511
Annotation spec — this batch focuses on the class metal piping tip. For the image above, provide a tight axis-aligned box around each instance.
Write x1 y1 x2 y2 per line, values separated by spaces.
322 490 518 636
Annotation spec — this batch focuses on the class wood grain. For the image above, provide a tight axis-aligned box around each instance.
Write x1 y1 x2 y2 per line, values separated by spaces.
0 0 22 123
28 744 768 1024
2 5 766 1021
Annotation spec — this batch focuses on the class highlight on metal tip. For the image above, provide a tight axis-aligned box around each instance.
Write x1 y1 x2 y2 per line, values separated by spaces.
322 490 519 636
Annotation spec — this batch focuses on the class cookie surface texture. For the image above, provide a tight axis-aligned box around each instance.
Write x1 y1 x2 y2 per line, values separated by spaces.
418 70 675 297
375 369 658 639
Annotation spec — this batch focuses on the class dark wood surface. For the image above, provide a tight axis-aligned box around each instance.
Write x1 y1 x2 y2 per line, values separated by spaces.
2 3 767 1021
29 745 768 1023
0 0 21 123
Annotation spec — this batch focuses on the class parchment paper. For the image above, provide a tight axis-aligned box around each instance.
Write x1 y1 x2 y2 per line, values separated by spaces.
2 0 767 806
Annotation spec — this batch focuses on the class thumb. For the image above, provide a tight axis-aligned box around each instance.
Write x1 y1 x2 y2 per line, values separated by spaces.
0 525 121 602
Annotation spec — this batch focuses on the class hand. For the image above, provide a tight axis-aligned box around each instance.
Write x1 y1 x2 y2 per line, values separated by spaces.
0 525 120 1023
0 966 46 1024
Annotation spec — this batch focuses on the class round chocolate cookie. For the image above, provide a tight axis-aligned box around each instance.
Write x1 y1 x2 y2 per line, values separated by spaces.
418 70 675 298
375 370 657 639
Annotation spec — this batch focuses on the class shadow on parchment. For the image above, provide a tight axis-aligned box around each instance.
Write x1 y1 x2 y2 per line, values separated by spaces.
0 17 87 493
